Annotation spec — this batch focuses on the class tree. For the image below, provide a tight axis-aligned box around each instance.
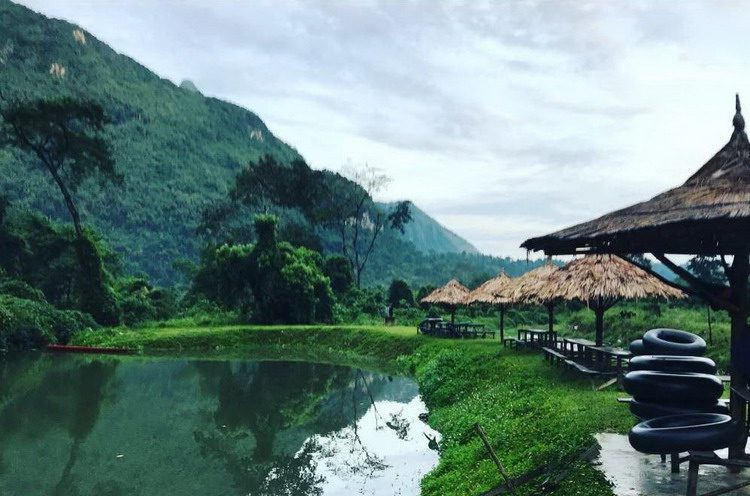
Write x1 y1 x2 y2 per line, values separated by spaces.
207 156 412 288
687 256 727 285
388 279 413 308
330 164 411 288
191 215 335 324
0 96 121 239
0 96 123 324
323 255 354 295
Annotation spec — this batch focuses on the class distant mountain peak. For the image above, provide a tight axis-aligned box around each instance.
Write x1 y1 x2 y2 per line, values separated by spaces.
179 79 201 94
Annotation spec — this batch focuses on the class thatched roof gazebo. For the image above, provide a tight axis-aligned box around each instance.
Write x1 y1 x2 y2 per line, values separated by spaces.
522 95 750 458
507 263 560 333
466 272 515 337
420 279 470 324
536 255 685 346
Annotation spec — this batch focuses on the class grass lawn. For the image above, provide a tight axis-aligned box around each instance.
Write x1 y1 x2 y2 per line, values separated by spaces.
74 324 634 496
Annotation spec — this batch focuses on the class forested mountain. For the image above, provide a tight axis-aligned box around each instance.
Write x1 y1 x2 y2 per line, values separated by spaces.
0 0 524 287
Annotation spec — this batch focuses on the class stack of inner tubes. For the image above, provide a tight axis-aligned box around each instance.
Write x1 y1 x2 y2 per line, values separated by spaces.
625 329 739 454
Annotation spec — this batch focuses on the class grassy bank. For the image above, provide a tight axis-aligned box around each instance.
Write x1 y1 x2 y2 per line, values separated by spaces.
74 324 633 496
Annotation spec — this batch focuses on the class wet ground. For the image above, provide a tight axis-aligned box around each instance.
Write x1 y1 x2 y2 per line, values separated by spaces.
596 433 750 495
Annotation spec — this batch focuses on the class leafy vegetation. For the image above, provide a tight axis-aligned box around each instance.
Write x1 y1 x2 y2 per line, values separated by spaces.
190 214 334 324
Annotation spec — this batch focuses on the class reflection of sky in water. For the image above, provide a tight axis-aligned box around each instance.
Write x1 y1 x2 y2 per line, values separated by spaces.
0 354 440 496
311 397 440 496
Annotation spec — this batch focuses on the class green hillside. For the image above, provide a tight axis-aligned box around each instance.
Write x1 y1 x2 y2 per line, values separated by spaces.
0 0 521 288
380 202 478 255
0 0 299 283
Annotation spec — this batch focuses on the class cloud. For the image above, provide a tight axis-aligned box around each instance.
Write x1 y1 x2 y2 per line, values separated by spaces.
17 0 750 258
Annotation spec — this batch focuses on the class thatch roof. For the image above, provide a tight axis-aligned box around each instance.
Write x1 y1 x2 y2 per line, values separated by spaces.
466 272 514 305
522 96 750 256
420 279 470 306
507 263 560 304
534 255 685 304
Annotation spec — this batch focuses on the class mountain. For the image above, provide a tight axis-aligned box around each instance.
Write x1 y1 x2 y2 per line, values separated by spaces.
0 0 301 283
380 202 478 255
0 0 509 287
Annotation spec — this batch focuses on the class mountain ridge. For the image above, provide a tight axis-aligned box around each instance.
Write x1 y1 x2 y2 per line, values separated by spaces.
0 0 501 287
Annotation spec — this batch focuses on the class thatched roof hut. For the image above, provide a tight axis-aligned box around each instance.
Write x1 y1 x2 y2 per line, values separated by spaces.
521 96 750 452
523 95 750 257
539 255 685 345
466 272 515 336
420 279 470 323
507 263 560 332
536 255 684 303
507 263 560 304
466 273 514 305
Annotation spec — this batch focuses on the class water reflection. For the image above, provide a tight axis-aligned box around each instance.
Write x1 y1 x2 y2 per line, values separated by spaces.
0 354 439 496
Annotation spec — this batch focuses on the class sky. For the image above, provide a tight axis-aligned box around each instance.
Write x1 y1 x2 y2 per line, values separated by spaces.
16 0 750 258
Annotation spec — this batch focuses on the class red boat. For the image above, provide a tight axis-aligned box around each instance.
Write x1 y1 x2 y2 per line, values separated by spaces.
46 344 135 355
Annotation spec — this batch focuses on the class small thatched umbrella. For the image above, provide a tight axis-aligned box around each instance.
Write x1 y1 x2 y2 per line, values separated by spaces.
536 255 685 346
420 279 470 324
521 95 750 457
507 263 560 333
466 272 515 338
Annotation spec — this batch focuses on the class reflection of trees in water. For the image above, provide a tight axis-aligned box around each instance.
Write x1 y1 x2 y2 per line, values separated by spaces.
192 361 417 494
0 356 120 496
192 360 353 494
194 431 324 496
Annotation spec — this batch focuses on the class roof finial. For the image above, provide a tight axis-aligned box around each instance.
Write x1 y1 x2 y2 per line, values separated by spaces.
734 93 745 131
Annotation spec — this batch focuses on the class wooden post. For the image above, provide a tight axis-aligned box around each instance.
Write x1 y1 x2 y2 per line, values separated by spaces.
474 423 513 491
686 457 699 496
547 302 554 333
707 306 713 345
499 305 505 341
729 249 750 462
595 302 605 347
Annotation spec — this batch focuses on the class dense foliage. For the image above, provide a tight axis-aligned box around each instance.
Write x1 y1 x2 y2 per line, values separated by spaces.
191 215 334 324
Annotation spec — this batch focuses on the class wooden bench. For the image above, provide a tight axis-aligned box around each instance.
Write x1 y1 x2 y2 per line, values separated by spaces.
502 337 519 348
564 359 602 376
542 346 566 366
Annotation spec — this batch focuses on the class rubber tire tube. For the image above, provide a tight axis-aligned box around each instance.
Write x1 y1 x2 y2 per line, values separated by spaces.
629 400 729 420
629 355 716 374
630 339 645 355
629 413 741 454
623 371 723 404
642 328 706 356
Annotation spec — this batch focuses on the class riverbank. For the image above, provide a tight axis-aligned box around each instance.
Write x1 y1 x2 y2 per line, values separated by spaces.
73 324 632 496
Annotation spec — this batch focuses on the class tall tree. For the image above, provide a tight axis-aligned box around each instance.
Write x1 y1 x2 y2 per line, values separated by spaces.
330 164 411 288
207 155 412 288
0 96 122 324
0 96 121 239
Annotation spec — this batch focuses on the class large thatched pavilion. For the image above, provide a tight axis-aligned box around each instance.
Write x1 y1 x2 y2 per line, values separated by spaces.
537 255 685 346
420 279 470 324
466 272 514 336
522 95 750 460
507 263 560 332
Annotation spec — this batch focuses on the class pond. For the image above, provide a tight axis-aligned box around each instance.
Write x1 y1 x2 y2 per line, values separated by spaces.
0 354 440 496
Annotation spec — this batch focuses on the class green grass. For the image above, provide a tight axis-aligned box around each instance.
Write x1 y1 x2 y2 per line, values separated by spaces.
74 324 633 496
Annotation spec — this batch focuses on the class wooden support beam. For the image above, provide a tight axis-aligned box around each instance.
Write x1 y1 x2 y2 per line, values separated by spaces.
653 253 737 313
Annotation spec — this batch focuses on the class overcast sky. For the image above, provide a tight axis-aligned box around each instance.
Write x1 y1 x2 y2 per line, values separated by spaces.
17 0 750 258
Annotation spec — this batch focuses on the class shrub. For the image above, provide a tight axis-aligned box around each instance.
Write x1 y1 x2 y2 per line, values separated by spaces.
0 295 97 349
0 277 46 302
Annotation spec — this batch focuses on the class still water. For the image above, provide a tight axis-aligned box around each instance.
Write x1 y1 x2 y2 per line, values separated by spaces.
0 354 440 496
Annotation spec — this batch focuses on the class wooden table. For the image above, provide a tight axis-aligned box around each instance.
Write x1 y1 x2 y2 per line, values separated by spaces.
587 345 631 375
518 328 557 348
562 337 596 360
